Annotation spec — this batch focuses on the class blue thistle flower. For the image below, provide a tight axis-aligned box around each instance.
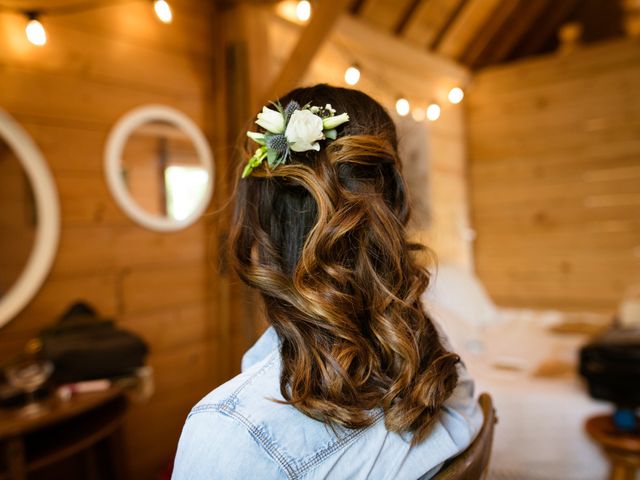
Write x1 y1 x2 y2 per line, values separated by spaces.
267 134 288 153
284 101 301 121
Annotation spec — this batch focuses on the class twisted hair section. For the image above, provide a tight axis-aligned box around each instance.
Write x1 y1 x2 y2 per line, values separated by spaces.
230 85 459 443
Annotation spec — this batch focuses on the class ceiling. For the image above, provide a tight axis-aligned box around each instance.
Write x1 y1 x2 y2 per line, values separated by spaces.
349 0 626 69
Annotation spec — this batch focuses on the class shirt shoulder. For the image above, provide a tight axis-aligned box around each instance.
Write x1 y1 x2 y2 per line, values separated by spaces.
182 351 379 479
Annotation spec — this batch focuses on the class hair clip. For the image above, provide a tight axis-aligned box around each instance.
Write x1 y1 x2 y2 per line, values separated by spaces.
242 100 349 178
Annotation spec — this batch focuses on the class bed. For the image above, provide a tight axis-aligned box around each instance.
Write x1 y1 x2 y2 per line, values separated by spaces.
425 265 612 480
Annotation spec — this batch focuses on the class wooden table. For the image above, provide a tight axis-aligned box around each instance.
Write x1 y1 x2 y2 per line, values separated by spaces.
585 414 640 480
0 388 129 480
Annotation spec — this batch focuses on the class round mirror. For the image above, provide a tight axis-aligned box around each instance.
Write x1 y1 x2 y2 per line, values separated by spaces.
104 105 214 231
0 108 60 328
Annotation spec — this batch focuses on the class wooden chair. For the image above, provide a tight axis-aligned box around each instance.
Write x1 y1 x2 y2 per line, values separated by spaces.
433 393 496 480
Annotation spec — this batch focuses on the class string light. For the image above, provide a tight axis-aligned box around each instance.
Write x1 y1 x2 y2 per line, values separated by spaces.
344 65 361 86
153 0 173 24
296 1 311 22
25 12 47 46
395 98 410 117
411 107 426 122
448 87 464 104
426 103 441 121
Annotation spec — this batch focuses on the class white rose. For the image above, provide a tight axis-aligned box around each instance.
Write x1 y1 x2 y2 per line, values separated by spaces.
256 106 285 134
285 109 324 152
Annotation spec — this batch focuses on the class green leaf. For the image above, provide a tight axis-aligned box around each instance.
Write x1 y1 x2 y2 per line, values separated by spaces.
266 148 278 167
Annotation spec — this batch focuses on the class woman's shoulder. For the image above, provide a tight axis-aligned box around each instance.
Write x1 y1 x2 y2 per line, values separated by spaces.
173 327 483 480
175 350 369 479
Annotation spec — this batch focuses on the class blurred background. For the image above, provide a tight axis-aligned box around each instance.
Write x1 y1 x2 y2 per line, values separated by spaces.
0 0 639 479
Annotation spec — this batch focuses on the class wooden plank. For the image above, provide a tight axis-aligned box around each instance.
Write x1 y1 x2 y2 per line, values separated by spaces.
0 16 210 97
51 224 207 275
402 0 466 48
358 0 416 32
473 37 640 86
435 0 502 59
393 0 425 35
0 273 119 343
265 0 353 102
121 302 219 353
459 0 520 66
477 0 552 66
121 264 211 314
516 0 581 57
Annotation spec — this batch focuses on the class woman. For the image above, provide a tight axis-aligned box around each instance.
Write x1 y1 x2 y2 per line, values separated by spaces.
173 85 482 479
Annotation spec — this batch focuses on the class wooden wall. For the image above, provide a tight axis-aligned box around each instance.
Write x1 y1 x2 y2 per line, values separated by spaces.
0 147 36 294
0 1 232 478
264 13 475 269
466 39 640 312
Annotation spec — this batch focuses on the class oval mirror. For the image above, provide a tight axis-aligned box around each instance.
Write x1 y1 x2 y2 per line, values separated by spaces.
0 108 60 328
104 105 214 231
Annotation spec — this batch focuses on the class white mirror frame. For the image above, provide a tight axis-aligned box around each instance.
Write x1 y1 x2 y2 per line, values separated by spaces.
0 108 60 328
104 105 214 231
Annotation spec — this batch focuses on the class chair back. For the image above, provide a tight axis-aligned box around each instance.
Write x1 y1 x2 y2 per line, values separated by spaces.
433 393 496 480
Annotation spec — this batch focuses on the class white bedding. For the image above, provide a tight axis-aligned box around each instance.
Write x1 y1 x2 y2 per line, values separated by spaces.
427 266 612 480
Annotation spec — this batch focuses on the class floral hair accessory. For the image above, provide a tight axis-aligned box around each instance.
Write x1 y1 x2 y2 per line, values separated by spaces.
242 101 350 178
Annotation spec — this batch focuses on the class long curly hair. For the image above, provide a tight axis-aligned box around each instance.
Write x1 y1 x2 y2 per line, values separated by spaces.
229 84 459 443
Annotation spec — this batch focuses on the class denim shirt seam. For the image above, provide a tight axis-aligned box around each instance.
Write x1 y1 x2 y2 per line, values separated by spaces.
188 402 297 479
294 411 386 477
186 352 386 479
227 351 279 403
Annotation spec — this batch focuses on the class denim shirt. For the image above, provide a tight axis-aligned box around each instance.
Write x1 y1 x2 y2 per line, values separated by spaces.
173 325 482 480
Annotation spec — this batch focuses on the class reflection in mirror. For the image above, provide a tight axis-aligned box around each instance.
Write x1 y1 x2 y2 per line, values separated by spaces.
0 139 37 299
119 121 209 222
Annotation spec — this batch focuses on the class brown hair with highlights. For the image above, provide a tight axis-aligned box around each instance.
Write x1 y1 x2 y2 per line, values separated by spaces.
229 84 459 442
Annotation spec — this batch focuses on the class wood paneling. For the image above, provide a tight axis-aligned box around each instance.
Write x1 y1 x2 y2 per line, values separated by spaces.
467 38 640 312
0 1 232 479
358 0 417 33
435 0 502 59
402 0 465 48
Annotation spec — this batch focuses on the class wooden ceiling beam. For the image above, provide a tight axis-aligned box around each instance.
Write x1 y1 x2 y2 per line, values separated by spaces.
350 0 368 15
262 0 352 105
517 0 581 57
458 0 520 66
399 0 465 49
481 0 554 65
427 0 467 50
358 0 416 33
393 0 426 36
435 0 503 60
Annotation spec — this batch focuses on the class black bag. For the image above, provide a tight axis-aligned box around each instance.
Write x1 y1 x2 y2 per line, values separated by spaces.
41 302 149 383
579 327 640 408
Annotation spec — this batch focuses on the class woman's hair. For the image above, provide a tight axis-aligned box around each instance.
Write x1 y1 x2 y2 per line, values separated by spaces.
229 84 459 443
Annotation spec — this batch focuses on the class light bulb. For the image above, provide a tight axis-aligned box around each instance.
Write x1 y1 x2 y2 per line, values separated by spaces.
395 98 410 117
411 108 426 122
296 1 311 22
426 103 441 121
25 15 46 46
344 65 360 86
448 87 464 104
154 0 173 24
